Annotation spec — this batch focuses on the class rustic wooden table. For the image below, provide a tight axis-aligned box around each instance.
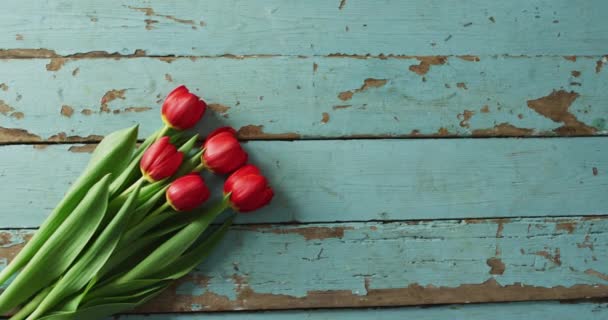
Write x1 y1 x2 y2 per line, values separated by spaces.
0 0 607 318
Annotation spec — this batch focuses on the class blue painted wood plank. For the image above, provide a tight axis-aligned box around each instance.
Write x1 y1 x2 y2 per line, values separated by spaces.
1 217 607 311
0 138 606 226
0 0 607 56
0 56 606 142
118 302 608 319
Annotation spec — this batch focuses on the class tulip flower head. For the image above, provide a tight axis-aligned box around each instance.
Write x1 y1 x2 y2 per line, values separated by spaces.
166 174 211 212
161 85 207 130
224 164 273 212
140 136 184 182
202 127 248 174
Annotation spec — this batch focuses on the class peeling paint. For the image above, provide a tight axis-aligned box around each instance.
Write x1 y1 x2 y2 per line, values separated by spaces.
458 55 480 62
128 6 202 29
47 132 104 142
238 225 354 241
0 100 15 115
60 105 74 117
0 127 41 143
408 56 447 76
527 90 596 135
480 105 490 113
333 105 351 110
81 108 94 116
237 125 300 140
68 144 97 153
123 107 152 113
555 222 576 234
321 112 330 123
584 269 608 281
0 83 8 91
208 103 231 114
10 112 24 120
313 62 318 73
165 73 173 82
534 248 561 266
564 56 577 62
593 167 599 176
457 110 474 128
472 123 534 137
338 78 388 101
596 56 608 73
571 70 581 77
72 67 80 76
100 89 127 113
143 277 608 312
487 258 506 275
46 58 66 71
339 0 347 10
456 82 468 90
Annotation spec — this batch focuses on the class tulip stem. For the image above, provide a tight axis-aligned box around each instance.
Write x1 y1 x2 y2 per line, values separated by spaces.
157 124 171 140
148 202 171 219
193 163 205 172
117 176 147 199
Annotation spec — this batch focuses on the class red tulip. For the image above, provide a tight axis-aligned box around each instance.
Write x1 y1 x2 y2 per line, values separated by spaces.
140 136 184 182
202 127 248 174
161 85 207 130
224 164 273 212
166 174 210 211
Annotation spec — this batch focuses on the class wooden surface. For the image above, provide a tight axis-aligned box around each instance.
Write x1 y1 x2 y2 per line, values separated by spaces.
0 0 607 318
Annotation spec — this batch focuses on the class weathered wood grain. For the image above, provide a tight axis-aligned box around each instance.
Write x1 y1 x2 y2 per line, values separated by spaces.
0 56 606 142
0 1 607 56
0 138 606 227
1 217 607 311
119 302 608 319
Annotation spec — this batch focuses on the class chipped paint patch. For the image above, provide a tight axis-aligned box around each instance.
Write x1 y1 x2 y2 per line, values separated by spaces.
72 67 80 76
571 70 581 77
0 100 15 115
10 112 24 120
128 6 201 29
237 125 300 140
0 83 8 91
564 56 577 62
68 144 97 153
339 0 347 10
408 56 447 76
47 132 104 142
0 127 41 143
457 55 480 62
240 225 354 241
534 248 561 266
60 105 74 117
321 112 330 123
487 258 506 275
472 123 534 137
164 73 173 82
338 78 387 101
585 269 608 281
123 107 152 113
480 105 490 113
527 90 596 135
457 110 474 128
456 82 468 90
333 105 351 110
555 222 576 234
46 58 66 71
100 89 127 113
208 103 231 114
596 56 608 73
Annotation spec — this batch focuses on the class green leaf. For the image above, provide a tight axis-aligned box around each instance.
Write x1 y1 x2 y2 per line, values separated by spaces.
38 281 169 320
109 127 161 197
153 216 234 280
117 200 228 282
9 287 52 320
0 126 138 286
27 181 143 319
0 175 112 313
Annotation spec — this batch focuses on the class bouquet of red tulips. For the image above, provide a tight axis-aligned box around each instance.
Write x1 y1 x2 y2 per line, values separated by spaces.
0 86 273 319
